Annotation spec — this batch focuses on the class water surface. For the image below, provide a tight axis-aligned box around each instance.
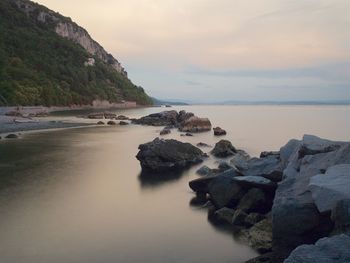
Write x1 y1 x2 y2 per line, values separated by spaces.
0 105 349 263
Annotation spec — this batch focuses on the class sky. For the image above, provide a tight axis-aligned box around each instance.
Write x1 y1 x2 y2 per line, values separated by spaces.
37 0 350 102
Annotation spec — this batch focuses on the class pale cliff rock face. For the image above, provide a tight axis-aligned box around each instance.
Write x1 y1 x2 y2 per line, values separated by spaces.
14 0 127 77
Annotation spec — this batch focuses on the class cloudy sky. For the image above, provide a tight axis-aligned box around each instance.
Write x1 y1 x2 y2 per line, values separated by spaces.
37 0 350 102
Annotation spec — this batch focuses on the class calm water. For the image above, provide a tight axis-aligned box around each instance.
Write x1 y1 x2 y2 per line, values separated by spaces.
0 105 349 263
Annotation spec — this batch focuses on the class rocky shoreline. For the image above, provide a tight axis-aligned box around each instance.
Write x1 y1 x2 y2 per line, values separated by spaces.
134 110 350 263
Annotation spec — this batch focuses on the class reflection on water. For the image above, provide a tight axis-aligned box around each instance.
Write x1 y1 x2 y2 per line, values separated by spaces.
0 105 349 263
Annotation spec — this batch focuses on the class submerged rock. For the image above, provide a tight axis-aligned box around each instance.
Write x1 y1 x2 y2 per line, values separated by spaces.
197 142 211 148
136 138 206 172
132 110 178 126
211 140 237 158
5 134 19 139
284 234 350 263
107 120 116 125
97 121 105 125
119 121 129 125
159 128 171 135
116 115 129 120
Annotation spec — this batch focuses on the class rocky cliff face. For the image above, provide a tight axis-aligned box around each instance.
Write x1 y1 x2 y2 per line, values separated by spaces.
14 0 127 77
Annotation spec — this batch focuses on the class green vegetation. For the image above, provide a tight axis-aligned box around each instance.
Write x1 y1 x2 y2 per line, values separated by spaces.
0 0 152 106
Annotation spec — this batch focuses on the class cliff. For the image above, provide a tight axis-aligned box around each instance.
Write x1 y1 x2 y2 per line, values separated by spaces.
0 0 152 106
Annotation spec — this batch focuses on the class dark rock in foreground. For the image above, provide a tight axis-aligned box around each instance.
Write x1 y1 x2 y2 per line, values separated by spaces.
211 140 237 157
136 138 207 172
284 234 350 263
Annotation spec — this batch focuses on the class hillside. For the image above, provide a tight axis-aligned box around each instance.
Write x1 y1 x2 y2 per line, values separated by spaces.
0 0 152 106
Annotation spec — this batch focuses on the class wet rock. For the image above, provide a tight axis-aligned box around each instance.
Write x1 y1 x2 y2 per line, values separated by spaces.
217 161 233 171
5 134 18 139
179 116 212 133
244 213 265 227
107 120 117 125
189 176 216 193
308 164 350 213
116 115 129 120
160 128 171 135
233 176 277 191
132 110 178 126
119 121 129 125
230 150 251 170
211 140 237 158
136 138 206 172
248 217 272 253
213 127 227 136
331 199 350 234
214 207 235 224
245 252 274 263
97 121 105 125
260 151 280 158
284 234 350 263
88 112 104 119
237 188 269 213
104 112 117 119
232 209 248 226
196 165 214 176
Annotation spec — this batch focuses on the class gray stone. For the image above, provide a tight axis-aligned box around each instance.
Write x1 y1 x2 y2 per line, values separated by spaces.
189 176 216 193
233 176 277 191
308 164 350 213
284 234 350 263
244 213 265 227
211 140 237 158
232 209 248 226
136 138 206 172
196 165 214 176
242 155 283 182
159 128 171 135
248 217 273 253
214 207 235 224
331 199 350 234
230 150 251 170
213 127 227 136
237 188 268 213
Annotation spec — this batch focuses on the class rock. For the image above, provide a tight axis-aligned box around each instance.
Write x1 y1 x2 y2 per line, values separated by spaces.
207 169 244 208
244 213 265 227
104 112 117 119
241 155 283 182
107 120 117 125
116 115 129 120
119 121 129 125
136 138 206 172
233 176 277 191
88 112 104 119
248 217 273 253
230 150 251 170
197 142 211 148
179 116 212 133
211 140 237 158
284 234 350 263
196 165 214 176
160 128 171 135
97 121 105 125
214 207 235 224
260 151 280 158
189 176 216 193
308 164 350 213
237 188 269 213
185 133 193 136
331 199 350 234
232 209 248 226
217 161 233 171
133 110 179 126
5 134 18 139
272 135 350 261
177 110 194 123
213 127 226 136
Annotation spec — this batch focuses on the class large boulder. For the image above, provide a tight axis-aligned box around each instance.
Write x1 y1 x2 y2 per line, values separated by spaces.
284 234 350 263
331 199 350 234
248 217 273 253
179 116 212 133
189 176 216 193
211 140 237 158
272 135 350 261
136 138 206 172
213 127 227 136
237 188 269 213
132 110 179 126
242 155 283 182
230 150 251 170
308 164 350 213
233 176 277 191
177 110 194 123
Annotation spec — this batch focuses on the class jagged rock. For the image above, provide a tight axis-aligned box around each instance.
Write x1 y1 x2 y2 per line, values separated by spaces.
217 161 233 171
133 110 179 126
196 165 214 176
136 138 206 172
5 134 19 139
244 213 265 227
214 207 235 224
97 121 105 125
107 120 116 125
213 127 227 136
331 199 350 234
119 121 129 125
184 133 193 137
248 217 273 253
88 112 104 119
284 234 350 263
308 164 350 213
272 135 350 261
179 116 212 133
211 140 237 158
160 128 171 135
260 151 280 158
245 252 274 263
104 112 117 119
177 110 194 123
116 115 129 120
237 188 269 213
197 142 211 148
230 150 251 170
233 176 277 191
189 176 216 193
242 155 283 182
232 209 248 226
207 169 244 208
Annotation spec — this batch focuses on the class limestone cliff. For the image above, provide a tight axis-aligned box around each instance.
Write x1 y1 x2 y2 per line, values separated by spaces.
14 0 127 77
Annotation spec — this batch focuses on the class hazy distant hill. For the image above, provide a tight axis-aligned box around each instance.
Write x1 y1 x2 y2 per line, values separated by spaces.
0 0 152 106
151 97 189 106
